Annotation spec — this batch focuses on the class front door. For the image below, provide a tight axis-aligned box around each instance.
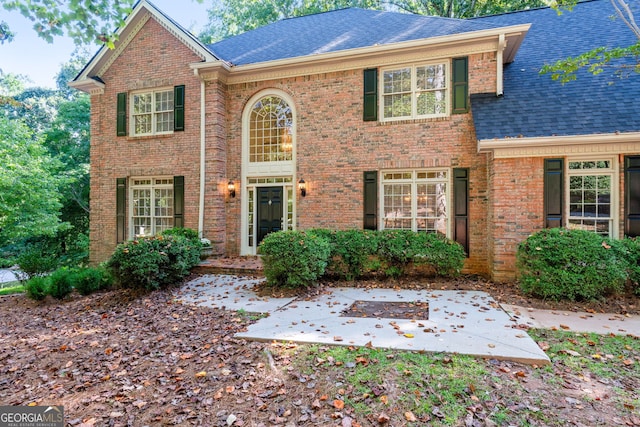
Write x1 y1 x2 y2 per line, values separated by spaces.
257 187 283 244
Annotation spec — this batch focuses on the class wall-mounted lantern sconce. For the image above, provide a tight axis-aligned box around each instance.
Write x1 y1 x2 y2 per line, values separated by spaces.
298 178 306 197
227 181 236 198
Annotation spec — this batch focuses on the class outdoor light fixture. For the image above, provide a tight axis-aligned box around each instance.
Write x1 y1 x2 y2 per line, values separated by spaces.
298 178 306 197
228 181 236 198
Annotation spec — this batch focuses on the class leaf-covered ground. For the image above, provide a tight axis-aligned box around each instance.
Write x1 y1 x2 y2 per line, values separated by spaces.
0 277 638 426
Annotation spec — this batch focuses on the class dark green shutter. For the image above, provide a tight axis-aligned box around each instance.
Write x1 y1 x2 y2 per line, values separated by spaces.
363 171 378 229
452 57 468 114
116 178 126 243
173 176 184 228
174 85 185 132
453 168 469 255
544 158 564 228
363 69 378 122
625 156 640 237
117 92 127 136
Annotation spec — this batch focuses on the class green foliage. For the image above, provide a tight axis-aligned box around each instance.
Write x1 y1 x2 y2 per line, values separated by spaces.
0 115 66 246
106 235 201 291
160 227 201 243
259 230 331 288
25 276 49 301
516 228 627 301
411 231 466 276
71 266 114 296
611 237 640 296
376 230 416 277
311 229 379 280
15 243 59 282
48 267 74 300
1 0 136 46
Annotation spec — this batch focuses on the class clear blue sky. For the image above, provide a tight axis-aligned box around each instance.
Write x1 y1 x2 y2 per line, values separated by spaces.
0 0 210 89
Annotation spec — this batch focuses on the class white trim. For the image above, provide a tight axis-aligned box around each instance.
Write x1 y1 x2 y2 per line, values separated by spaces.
198 79 206 238
564 156 619 239
379 61 450 122
240 89 298 255
128 87 175 137
478 132 640 158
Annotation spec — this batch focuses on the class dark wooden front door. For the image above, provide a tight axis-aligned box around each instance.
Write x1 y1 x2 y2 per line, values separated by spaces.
257 187 283 244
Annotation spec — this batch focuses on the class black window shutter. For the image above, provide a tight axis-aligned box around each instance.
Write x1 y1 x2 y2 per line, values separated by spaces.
116 178 127 243
453 168 469 255
173 176 185 228
117 92 127 136
363 171 378 230
544 158 564 228
363 69 378 122
174 85 185 132
625 156 640 237
452 57 468 114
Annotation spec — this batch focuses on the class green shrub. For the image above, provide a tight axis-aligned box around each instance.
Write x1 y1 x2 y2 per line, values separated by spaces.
516 228 626 301
611 237 640 296
376 230 415 277
160 227 201 243
259 230 331 288
71 266 114 296
411 232 465 276
310 229 379 280
106 234 201 291
15 245 59 282
25 276 50 301
48 267 74 300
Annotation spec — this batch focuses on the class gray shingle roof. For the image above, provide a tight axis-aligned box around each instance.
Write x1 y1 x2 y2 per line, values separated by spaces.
471 0 640 140
208 8 504 65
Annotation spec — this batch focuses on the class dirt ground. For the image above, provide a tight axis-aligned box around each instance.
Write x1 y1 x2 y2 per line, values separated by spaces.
0 275 638 426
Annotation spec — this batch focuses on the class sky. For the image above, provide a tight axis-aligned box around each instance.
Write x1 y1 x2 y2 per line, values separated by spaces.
0 0 210 89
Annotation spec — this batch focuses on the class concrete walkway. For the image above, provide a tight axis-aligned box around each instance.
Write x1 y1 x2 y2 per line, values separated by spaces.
175 275 551 365
503 304 640 336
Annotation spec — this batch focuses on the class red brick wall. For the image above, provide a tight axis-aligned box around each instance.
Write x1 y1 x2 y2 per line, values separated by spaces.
223 53 496 275
89 17 219 262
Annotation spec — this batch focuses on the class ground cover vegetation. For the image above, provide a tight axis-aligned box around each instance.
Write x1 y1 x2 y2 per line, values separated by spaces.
0 283 638 426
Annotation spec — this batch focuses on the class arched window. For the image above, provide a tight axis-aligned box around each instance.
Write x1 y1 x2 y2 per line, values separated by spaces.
249 96 293 163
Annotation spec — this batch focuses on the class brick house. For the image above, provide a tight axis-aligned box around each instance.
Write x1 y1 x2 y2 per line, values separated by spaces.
71 0 640 282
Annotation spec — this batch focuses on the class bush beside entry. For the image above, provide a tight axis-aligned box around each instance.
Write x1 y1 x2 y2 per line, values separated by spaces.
516 228 628 301
259 229 465 288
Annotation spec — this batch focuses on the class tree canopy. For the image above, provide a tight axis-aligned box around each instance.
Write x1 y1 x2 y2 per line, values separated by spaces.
541 0 640 82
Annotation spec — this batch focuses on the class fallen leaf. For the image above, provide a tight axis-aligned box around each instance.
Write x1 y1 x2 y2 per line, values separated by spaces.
377 412 390 424
404 411 417 422
404 333 414 338
333 399 345 410
195 371 207 378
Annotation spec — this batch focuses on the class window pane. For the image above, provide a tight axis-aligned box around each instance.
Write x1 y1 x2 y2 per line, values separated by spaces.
156 111 174 133
416 64 446 90
249 96 293 163
383 183 411 229
133 93 152 114
383 68 411 94
383 93 411 118
417 90 446 116
131 181 173 237
155 90 174 112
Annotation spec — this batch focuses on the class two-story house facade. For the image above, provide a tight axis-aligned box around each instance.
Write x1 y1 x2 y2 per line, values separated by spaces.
71 0 640 281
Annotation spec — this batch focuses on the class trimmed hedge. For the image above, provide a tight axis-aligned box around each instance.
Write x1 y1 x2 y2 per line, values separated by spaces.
260 229 465 287
107 231 201 291
517 228 627 301
72 266 114 296
259 230 331 288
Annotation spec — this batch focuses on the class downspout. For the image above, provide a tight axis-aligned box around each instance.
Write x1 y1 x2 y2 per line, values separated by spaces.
198 79 206 237
496 33 506 96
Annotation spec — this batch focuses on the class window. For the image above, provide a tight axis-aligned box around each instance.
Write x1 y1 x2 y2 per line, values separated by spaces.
382 63 448 120
249 96 293 162
382 170 448 234
567 159 614 236
132 89 174 136
130 178 174 237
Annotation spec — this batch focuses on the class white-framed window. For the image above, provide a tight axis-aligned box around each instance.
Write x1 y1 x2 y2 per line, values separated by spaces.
566 158 617 237
381 62 448 121
249 96 293 163
130 178 174 237
131 88 174 136
381 170 449 234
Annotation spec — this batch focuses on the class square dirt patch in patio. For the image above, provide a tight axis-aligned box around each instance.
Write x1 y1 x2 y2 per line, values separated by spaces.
340 300 429 320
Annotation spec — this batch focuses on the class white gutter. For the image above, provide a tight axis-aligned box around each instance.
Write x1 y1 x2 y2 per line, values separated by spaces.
198 79 206 238
496 33 506 96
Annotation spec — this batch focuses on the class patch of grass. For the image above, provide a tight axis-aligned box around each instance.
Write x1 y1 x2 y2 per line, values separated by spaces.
0 281 24 295
236 308 267 321
297 345 493 425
